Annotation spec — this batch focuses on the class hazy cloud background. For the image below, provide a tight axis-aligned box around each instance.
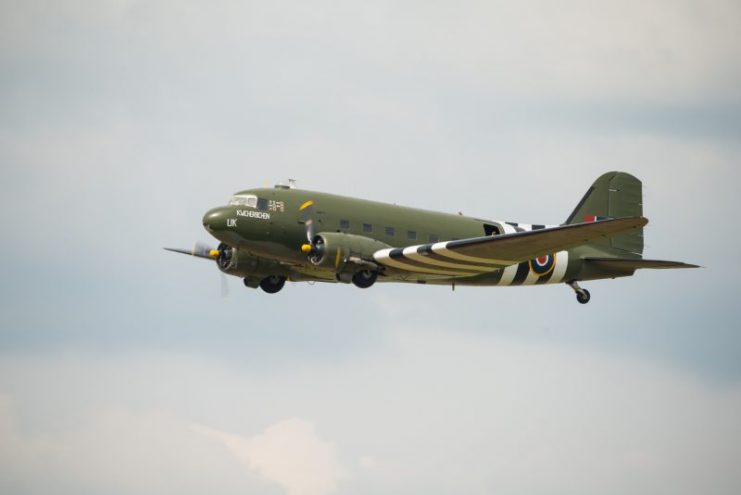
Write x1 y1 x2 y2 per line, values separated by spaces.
1 1 740 494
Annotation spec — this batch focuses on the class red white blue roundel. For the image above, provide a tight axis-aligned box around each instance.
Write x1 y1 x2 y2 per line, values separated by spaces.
529 253 556 275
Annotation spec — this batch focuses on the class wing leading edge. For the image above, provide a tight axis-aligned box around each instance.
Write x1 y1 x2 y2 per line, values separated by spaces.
373 216 648 277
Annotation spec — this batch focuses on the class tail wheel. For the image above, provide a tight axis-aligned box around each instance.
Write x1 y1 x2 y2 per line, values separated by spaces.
576 289 591 304
352 270 377 289
259 275 286 294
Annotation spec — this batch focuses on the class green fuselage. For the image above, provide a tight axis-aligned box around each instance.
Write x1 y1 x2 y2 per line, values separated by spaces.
201 185 623 287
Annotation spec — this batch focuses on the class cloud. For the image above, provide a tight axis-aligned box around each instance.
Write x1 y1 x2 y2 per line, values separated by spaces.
193 418 344 495
0 394 248 495
3 0 740 107
2 329 741 495
1 388 346 495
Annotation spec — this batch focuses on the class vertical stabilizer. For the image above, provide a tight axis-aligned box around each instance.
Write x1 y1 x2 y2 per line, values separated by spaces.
565 172 643 257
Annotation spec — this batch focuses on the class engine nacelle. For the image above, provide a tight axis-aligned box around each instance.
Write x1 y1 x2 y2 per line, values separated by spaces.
309 232 390 271
216 243 287 279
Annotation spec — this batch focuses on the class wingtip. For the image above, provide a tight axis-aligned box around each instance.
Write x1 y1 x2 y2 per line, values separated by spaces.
673 262 701 269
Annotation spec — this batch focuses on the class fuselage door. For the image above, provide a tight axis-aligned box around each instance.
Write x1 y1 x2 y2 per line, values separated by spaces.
483 223 502 236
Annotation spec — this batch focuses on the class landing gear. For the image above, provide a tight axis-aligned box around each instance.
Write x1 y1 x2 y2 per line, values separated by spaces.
259 275 286 294
352 269 378 289
576 289 591 304
568 280 591 304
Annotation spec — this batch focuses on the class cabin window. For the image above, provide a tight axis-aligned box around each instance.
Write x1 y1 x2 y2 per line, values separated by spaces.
385 226 395 236
429 234 439 243
407 230 417 241
362 223 373 233
339 219 350 229
256 197 268 211
228 194 258 208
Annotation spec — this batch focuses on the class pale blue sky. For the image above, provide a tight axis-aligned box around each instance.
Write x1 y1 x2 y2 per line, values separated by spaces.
1 1 740 494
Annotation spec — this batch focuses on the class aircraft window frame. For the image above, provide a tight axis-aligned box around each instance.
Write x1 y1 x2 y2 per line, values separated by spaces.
257 198 268 211
362 223 373 233
228 194 258 208
407 230 417 241
385 226 395 236
339 219 350 230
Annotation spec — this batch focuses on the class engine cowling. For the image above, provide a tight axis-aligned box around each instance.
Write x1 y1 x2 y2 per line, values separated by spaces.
215 242 287 279
308 232 390 271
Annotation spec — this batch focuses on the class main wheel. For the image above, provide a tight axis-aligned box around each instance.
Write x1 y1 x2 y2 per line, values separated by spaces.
576 289 591 304
259 275 286 294
352 270 378 289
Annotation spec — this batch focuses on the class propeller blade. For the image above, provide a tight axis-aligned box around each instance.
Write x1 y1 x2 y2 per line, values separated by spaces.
305 218 314 243
299 200 316 245
165 243 228 297
163 242 219 260
220 272 229 298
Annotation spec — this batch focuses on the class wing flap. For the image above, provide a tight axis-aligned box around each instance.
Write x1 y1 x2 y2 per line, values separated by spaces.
374 217 647 275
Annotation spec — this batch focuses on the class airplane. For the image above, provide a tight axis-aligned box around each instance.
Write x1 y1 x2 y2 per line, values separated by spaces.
165 171 697 304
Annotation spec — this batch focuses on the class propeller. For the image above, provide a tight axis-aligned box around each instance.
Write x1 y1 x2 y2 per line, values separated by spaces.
164 242 219 260
299 200 324 260
164 242 230 297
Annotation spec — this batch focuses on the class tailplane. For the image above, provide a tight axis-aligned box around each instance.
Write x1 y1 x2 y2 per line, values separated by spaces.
563 172 697 301
584 258 699 271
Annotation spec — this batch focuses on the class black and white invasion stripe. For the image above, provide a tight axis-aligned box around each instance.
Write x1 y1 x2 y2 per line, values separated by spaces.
372 220 570 285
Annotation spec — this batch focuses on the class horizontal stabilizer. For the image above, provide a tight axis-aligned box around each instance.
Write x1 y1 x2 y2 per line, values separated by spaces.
584 258 699 271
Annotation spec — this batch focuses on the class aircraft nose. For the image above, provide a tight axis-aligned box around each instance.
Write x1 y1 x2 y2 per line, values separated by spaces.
202 207 230 232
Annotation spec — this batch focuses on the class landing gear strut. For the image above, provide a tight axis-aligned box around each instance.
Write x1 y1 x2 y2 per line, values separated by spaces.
259 275 286 294
568 280 591 304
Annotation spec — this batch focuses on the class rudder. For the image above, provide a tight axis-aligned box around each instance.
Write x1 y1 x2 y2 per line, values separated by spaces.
565 171 643 257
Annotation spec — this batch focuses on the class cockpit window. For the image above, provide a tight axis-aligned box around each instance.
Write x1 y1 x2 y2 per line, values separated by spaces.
229 194 258 208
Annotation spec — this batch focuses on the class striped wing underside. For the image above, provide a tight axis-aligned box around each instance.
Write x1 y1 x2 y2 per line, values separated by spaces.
373 216 648 277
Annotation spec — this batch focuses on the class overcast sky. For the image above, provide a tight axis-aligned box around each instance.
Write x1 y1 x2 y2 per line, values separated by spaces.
1 1 740 494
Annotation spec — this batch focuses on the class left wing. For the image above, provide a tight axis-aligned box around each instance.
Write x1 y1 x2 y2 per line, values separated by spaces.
373 217 647 276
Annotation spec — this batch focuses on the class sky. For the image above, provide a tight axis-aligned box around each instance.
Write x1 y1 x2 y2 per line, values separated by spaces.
1 0 740 494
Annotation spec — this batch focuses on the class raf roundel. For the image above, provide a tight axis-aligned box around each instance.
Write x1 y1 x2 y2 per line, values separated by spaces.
529 253 556 275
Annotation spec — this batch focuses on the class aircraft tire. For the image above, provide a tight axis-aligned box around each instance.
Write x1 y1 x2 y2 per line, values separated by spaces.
576 289 591 304
260 275 286 294
352 270 377 289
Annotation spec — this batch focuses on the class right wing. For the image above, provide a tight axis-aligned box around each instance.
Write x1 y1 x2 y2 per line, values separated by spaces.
373 217 648 276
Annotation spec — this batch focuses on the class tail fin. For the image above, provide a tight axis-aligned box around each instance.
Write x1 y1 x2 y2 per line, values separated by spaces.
565 171 643 257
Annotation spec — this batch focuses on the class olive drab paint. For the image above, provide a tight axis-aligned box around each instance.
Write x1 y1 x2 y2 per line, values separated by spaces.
166 172 697 304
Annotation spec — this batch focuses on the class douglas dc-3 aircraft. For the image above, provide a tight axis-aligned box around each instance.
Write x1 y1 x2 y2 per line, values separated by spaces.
166 171 696 304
